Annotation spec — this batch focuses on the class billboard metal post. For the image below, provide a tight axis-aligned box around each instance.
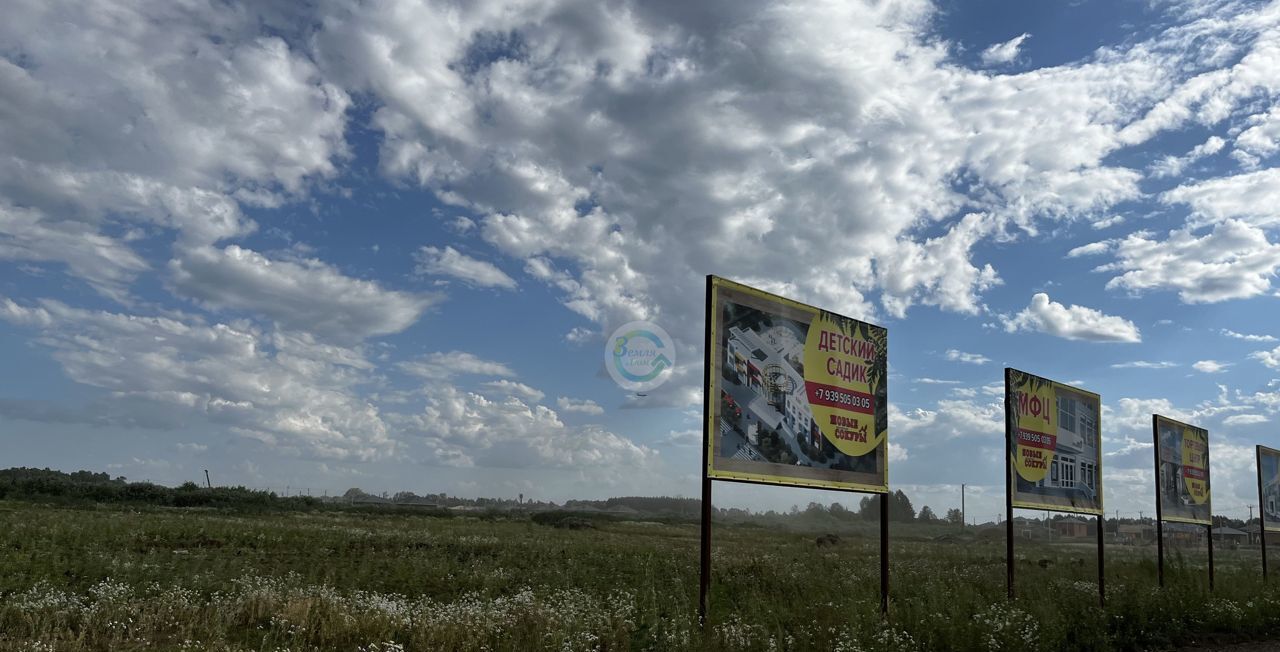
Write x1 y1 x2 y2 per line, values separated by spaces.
880 491 889 617
1207 521 1214 591
1004 367 1015 600
699 275 713 629
1153 415 1165 588
1260 446 1270 582
1097 513 1106 608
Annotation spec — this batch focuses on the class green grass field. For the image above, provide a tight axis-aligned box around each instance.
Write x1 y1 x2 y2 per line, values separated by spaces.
0 501 1276 651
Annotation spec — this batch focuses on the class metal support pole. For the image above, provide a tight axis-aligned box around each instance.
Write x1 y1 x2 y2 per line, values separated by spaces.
1207 521 1215 592
1153 415 1165 588
699 275 714 629
1097 513 1106 608
1004 367 1015 600
880 491 889 617
1259 446 1269 582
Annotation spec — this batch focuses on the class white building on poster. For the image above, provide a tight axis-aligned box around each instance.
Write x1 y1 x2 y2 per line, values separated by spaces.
1031 389 1099 503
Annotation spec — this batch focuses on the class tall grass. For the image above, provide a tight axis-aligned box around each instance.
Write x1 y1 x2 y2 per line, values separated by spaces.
0 501 1275 650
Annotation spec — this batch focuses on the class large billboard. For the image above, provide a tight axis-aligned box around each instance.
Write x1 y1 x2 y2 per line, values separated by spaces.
1154 415 1211 525
1005 369 1104 515
1261 445 1280 533
705 276 888 492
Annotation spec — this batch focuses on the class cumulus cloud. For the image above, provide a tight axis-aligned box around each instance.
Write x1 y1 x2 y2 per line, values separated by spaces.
414 245 517 289
1099 220 1280 303
395 386 653 469
171 245 435 341
481 379 545 402
945 349 990 365
1192 360 1230 373
398 351 516 380
980 33 1031 66
557 397 605 415
1001 293 1141 342
0 297 393 461
1251 345 1280 370
0 0 349 297
1223 414 1268 427
1162 168 1280 228
1148 135 1225 179
1221 329 1277 342
1111 361 1178 369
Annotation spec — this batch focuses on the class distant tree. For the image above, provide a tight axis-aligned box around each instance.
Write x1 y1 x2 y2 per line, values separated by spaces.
805 501 826 515
889 489 915 522
858 495 877 521
945 508 963 525
918 505 937 522
829 502 848 517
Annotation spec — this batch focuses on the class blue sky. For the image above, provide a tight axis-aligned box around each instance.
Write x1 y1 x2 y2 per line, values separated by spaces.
2 0 1280 520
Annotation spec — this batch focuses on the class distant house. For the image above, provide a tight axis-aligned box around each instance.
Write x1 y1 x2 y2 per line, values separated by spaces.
1054 517 1089 538
1117 523 1155 545
1163 521 1204 547
1246 523 1263 546
1212 526 1248 548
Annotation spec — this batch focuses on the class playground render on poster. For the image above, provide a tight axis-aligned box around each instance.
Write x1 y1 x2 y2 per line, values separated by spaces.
705 276 888 493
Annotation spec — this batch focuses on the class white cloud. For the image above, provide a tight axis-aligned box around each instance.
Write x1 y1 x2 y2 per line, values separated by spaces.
1091 215 1125 230
1066 241 1112 258
1251 345 1280 370
1192 359 1230 373
1162 168 1280 228
0 297 393 461
398 351 515 380
1001 293 1141 343
945 349 990 365
1221 328 1277 342
171 245 435 342
556 397 605 415
480 380 545 402
0 0 349 296
980 33 1031 66
395 386 653 469
663 429 701 447
893 399 1003 441
1148 135 1225 178
1111 361 1178 369
414 245 517 289
1099 220 1280 303
1223 414 1268 426
1234 106 1280 167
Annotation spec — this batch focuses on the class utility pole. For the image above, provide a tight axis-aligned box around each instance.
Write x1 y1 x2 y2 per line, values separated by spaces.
961 483 966 528
1249 505 1255 522
204 469 211 489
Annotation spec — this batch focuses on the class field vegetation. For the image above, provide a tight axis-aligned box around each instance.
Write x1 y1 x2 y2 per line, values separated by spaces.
1 493 1277 651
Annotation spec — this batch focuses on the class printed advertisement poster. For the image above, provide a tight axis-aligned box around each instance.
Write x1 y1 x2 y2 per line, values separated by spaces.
705 276 888 492
1154 415 1211 525
1261 445 1280 533
1005 369 1104 515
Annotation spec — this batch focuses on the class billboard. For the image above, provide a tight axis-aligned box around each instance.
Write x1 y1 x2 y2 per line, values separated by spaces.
1261 445 1280 533
705 276 888 492
1005 369 1104 515
1154 415 1211 525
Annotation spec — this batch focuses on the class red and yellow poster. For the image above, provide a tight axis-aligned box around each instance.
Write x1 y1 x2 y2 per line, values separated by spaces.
1154 415 1211 525
705 276 888 492
1006 369 1104 515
